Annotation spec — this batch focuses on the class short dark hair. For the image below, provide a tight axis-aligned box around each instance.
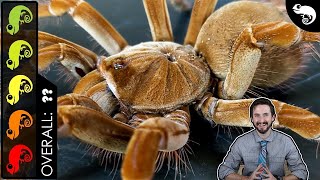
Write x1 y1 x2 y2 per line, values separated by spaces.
249 97 276 118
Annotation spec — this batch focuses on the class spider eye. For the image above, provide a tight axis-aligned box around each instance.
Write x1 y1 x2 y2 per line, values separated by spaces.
7 164 13 169
196 51 203 58
7 59 13 65
7 129 13 134
7 24 13 30
114 63 124 70
7 94 13 100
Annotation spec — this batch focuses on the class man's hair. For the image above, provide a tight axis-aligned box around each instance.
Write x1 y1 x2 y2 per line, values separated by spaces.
249 97 276 118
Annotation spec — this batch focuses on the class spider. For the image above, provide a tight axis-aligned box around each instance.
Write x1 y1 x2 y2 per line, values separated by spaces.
10 0 320 179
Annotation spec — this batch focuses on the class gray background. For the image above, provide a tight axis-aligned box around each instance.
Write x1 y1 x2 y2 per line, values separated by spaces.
2 0 320 179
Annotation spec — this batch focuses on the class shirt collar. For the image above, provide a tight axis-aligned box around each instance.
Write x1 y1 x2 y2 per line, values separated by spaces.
253 129 274 143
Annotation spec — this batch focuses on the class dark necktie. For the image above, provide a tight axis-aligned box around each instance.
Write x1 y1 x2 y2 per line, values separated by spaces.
258 140 267 179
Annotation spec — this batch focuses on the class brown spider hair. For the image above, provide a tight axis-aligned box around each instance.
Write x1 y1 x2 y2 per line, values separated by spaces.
249 97 276 119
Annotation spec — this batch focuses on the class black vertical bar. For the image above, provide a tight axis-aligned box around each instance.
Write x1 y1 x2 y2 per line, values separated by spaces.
1 2 4 177
36 75 57 179
35 1 57 177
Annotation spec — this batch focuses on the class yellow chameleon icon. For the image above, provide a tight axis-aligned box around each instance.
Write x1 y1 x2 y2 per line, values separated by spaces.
6 5 33 35
7 40 33 70
6 75 33 105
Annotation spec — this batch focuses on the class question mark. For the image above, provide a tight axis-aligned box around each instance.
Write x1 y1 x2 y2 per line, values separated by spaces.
42 89 52 95
42 96 53 103
42 89 53 103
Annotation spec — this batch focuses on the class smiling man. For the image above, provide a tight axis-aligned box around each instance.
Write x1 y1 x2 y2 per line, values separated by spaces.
218 97 308 180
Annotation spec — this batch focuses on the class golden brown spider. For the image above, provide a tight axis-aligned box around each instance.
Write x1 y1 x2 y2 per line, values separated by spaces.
33 0 320 179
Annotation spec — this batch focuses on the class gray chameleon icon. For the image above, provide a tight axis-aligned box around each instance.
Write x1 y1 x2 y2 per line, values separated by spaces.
293 4 316 25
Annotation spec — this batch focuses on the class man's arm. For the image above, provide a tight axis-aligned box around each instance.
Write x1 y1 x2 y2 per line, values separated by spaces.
226 164 263 180
225 173 249 180
283 174 300 180
218 140 243 179
284 137 308 180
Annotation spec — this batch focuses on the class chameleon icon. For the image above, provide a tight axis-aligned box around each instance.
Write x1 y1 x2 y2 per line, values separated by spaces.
6 75 33 105
6 110 33 140
6 144 33 175
293 4 316 25
6 5 33 35
7 40 33 70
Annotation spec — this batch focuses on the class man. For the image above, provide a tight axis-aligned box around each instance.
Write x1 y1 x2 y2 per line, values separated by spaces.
217 97 308 180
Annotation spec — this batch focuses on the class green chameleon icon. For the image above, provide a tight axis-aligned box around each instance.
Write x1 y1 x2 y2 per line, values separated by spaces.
7 40 33 70
6 5 33 35
6 75 33 105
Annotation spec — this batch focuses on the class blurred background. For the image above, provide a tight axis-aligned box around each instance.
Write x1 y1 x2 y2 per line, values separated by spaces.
1 0 320 179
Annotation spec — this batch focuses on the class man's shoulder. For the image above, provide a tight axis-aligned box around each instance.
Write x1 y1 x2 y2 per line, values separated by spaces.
272 129 295 144
233 129 255 143
272 129 293 139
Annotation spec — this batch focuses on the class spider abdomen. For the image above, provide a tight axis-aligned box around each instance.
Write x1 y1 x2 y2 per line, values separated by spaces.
195 1 303 88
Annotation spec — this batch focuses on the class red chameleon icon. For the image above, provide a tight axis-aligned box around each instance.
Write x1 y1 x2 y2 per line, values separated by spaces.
6 144 33 175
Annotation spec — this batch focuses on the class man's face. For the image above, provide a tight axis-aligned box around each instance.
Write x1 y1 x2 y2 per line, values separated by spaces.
252 104 275 134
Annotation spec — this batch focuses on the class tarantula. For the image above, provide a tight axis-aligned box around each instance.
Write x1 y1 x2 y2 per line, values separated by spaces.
32 0 320 179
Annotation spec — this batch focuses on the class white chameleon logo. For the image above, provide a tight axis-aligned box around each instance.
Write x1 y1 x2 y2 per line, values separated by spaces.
292 4 316 25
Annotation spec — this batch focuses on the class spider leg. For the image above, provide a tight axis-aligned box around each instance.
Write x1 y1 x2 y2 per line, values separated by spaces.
197 97 320 140
57 94 103 128
39 32 99 77
39 43 97 80
184 0 218 46
121 107 190 180
217 21 320 100
300 31 320 42
58 94 134 153
217 27 262 100
39 0 128 55
143 0 173 41
250 21 320 47
73 70 105 94
39 32 97 57
128 113 162 127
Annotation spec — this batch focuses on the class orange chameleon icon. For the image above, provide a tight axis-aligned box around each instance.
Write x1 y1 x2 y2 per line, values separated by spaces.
6 110 33 140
